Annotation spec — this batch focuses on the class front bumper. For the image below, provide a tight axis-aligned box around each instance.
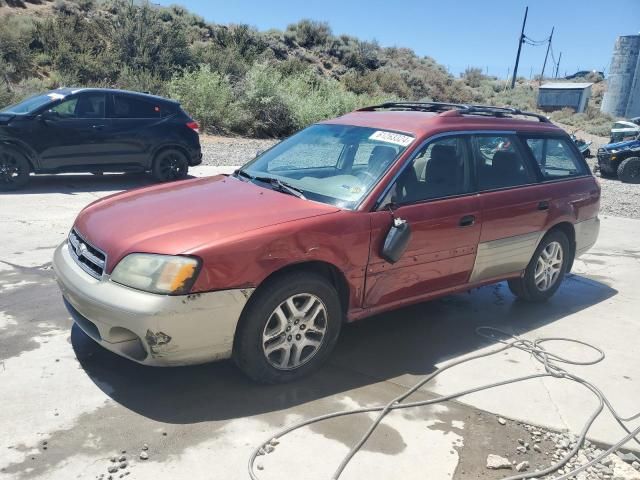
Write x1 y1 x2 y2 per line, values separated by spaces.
53 242 253 366
596 150 619 174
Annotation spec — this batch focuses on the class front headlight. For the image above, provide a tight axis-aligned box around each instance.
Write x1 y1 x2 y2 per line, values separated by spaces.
111 253 201 295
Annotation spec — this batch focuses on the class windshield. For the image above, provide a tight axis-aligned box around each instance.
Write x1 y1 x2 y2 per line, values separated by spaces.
0 92 65 114
240 124 413 209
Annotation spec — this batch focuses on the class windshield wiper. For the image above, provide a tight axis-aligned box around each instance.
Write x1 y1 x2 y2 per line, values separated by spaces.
233 170 306 199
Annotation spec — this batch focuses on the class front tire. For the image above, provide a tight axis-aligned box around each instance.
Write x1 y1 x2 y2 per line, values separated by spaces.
0 147 31 191
617 157 640 184
508 230 570 302
233 272 342 384
151 149 189 182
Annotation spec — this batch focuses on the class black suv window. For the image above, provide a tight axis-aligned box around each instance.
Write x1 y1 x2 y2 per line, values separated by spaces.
391 136 472 204
473 135 535 190
50 93 106 119
524 137 587 179
113 95 162 119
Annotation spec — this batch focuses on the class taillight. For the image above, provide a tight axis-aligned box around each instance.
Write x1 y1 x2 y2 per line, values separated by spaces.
186 121 199 134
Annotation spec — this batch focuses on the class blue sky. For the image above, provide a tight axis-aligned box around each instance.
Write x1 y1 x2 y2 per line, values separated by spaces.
156 0 640 78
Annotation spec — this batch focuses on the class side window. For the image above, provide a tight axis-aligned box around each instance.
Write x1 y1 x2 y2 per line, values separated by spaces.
50 94 105 119
525 137 587 179
473 135 535 190
391 136 472 204
113 95 162 119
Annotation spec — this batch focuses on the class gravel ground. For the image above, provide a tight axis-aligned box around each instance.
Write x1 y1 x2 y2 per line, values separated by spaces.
200 133 640 219
480 420 640 480
200 135 277 168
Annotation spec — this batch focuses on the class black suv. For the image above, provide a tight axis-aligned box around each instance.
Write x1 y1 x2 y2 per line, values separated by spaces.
0 88 202 190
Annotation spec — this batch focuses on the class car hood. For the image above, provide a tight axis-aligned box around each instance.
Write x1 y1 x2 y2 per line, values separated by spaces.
74 175 340 272
603 139 640 151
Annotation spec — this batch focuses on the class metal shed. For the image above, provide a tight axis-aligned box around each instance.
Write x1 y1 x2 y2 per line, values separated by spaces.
537 82 593 113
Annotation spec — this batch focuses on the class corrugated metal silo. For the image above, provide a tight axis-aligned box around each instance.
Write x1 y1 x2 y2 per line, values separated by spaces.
601 35 640 118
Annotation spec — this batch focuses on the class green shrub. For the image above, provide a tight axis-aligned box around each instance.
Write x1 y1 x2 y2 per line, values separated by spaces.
286 20 331 48
167 65 237 133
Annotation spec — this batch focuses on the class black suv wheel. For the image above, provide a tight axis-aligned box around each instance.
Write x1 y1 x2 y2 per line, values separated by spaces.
152 149 189 182
0 147 30 191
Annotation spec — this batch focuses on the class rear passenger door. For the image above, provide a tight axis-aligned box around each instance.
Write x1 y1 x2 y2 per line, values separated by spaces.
469 133 550 283
107 94 166 166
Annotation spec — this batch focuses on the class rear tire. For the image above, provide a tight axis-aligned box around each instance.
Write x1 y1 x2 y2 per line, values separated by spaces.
617 157 640 184
151 149 189 182
0 147 30 191
508 230 570 302
233 272 342 384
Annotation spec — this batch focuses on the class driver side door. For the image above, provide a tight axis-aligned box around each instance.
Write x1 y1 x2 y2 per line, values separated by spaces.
364 135 482 310
32 92 109 170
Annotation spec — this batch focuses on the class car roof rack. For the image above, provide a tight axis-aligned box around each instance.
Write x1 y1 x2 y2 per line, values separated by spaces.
357 101 550 123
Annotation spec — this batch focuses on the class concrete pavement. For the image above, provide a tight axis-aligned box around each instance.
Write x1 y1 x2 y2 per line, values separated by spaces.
1 167 639 480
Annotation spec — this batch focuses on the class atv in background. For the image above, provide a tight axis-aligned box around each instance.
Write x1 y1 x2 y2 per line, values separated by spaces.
571 133 592 158
595 135 640 183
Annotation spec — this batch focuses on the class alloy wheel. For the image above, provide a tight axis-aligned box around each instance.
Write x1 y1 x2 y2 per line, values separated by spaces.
0 151 24 186
261 293 328 370
158 153 187 180
534 241 563 292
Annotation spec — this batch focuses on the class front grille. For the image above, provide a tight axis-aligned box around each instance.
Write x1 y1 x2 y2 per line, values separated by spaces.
68 229 106 279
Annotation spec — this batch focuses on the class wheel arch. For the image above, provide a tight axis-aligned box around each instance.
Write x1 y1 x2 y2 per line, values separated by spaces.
1 141 36 172
546 221 576 272
248 260 351 318
150 143 190 169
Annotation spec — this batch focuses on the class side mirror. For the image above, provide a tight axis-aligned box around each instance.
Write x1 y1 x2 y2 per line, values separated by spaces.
381 218 411 263
38 110 57 122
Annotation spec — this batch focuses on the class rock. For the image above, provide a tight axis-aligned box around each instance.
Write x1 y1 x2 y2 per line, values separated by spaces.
558 439 570 449
498 417 507 425
257 463 264 471
632 462 640 471
257 448 265 456
264 444 274 454
107 466 118 474
487 454 512 470
119 461 127 469
110 457 117 463
139 452 149 460
518 439 525 446
516 446 527 454
618 452 640 464
533 444 542 453
118 455 126 462
607 454 640 480
142 444 149 451
516 461 530 472
269 438 279 446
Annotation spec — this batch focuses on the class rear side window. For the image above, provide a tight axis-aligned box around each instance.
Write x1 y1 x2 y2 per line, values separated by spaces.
524 137 587 179
112 95 163 119
473 135 536 190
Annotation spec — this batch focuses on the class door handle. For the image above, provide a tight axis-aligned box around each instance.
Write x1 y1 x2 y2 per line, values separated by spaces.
91 124 105 130
459 215 475 227
538 201 550 211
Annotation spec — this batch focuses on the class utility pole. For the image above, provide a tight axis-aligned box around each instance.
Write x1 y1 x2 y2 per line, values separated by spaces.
539 26 554 84
554 52 562 78
511 6 528 89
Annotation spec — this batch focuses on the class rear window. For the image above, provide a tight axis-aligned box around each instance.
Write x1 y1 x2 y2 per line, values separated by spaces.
112 95 170 119
524 137 587 179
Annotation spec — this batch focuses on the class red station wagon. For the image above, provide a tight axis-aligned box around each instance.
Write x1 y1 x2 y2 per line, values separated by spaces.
53 102 601 383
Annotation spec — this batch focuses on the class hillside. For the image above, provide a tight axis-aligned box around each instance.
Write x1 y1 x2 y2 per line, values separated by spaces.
0 0 612 137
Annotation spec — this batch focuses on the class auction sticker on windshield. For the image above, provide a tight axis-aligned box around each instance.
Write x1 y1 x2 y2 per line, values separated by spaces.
369 130 413 147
